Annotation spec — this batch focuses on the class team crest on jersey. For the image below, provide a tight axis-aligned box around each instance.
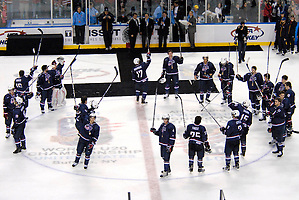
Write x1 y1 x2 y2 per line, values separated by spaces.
84 124 93 131
168 59 175 66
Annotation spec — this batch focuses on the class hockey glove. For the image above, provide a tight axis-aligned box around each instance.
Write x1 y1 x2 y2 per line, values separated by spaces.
235 74 242 81
183 133 188 139
74 105 79 111
220 127 226 133
27 92 34 99
234 39 237 45
150 128 156 133
88 142 94 149
147 52 151 58
3 113 8 119
204 142 212 153
166 145 173 153
227 81 231 86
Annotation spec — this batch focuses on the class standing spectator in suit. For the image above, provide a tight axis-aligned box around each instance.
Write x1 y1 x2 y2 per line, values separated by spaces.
187 11 196 49
158 11 170 50
140 13 154 50
129 13 139 52
99 7 115 50
73 6 86 44
173 1 184 42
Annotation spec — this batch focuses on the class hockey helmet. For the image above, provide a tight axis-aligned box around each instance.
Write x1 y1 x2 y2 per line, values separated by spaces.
220 58 227 64
57 56 65 64
51 60 57 65
202 54 208 59
41 65 48 71
15 96 23 105
231 110 240 118
159 77 166 84
162 114 170 120
242 101 249 108
133 58 140 65
89 112 97 119
8 85 14 91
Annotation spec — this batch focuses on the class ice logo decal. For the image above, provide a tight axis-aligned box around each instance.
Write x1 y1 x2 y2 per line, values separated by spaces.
231 26 264 40
0 30 26 37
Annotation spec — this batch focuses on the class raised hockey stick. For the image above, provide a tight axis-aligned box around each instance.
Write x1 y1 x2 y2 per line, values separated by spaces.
270 57 289 98
69 64 76 105
32 48 36 66
177 94 186 128
200 83 230 111
151 78 160 129
266 41 272 74
62 45 80 76
189 80 221 127
176 21 182 57
228 42 230 61
35 28 44 65
96 66 119 107
235 43 238 73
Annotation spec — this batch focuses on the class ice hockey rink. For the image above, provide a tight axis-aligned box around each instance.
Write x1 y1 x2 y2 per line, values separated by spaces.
0 47 299 200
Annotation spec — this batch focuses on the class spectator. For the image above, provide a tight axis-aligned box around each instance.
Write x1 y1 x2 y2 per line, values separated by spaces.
263 1 272 22
128 13 139 53
187 11 196 49
73 6 86 44
153 1 164 23
98 7 115 50
271 0 280 22
158 11 170 50
233 3 242 23
140 13 155 50
223 0 231 16
117 8 128 23
287 15 297 54
215 3 224 23
241 2 249 22
188 5 199 21
202 3 216 23
87 1 99 25
173 1 185 42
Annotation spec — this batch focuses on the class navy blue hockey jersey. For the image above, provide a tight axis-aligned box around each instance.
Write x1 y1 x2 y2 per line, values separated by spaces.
37 72 54 91
132 57 151 82
163 56 183 75
13 105 27 128
223 119 243 141
273 82 285 97
229 102 252 127
219 62 235 81
285 88 295 108
271 105 285 127
78 121 100 143
262 80 274 99
155 122 176 147
237 72 263 92
3 93 15 113
194 61 216 80
183 124 207 145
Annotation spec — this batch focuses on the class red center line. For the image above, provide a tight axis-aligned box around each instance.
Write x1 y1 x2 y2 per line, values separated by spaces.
135 104 162 200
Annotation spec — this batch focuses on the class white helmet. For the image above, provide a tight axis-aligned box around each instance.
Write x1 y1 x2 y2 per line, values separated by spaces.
15 96 23 105
242 101 249 108
89 112 97 119
159 77 166 84
133 58 140 65
90 100 99 109
57 56 65 64
202 54 209 59
8 85 14 91
162 114 170 120
231 110 240 118
221 58 227 64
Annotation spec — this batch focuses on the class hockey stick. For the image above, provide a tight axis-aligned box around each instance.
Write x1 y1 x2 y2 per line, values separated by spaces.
177 94 186 128
176 21 182 57
70 65 76 105
266 41 272 74
189 80 221 127
245 57 264 97
151 78 160 129
32 48 36 66
62 45 81 76
235 43 238 73
270 57 289 98
200 83 230 111
35 28 44 65
96 66 119 107
292 130 299 134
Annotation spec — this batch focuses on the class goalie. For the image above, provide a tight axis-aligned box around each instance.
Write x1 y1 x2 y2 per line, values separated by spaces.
50 57 67 108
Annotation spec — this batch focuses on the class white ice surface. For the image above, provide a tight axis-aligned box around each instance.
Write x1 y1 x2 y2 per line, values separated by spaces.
0 47 299 200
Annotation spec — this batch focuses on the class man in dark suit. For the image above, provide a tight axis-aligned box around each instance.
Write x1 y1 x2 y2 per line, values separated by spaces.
129 13 139 52
173 1 185 42
140 13 155 50
158 11 170 50
98 7 115 50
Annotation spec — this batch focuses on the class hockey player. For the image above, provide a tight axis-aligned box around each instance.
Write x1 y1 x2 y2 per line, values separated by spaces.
72 112 100 169
220 110 243 171
194 54 216 103
183 116 211 173
161 49 184 99
236 66 263 115
14 66 37 94
285 82 295 136
228 101 252 157
36 65 54 113
218 57 235 105
50 57 66 108
273 75 288 98
150 114 176 177
260 73 274 121
268 97 285 157
74 96 95 133
3 85 15 138
12 97 27 154
132 52 151 104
